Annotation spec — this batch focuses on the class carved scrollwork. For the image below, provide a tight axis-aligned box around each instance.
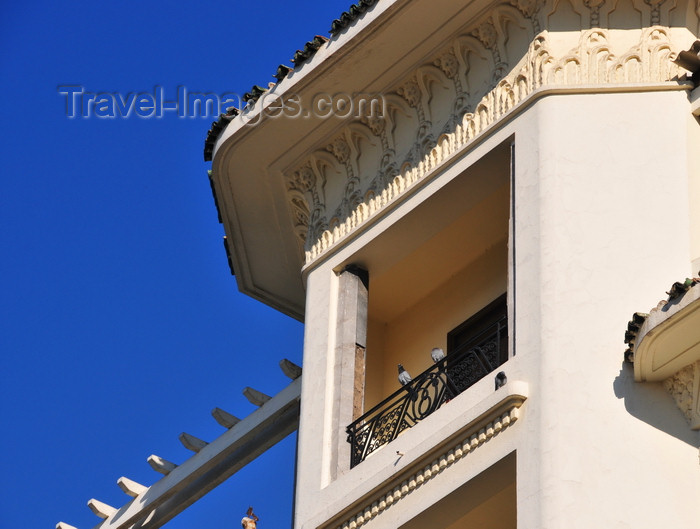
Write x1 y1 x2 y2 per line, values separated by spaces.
434 50 460 79
283 0 692 264
478 22 509 80
326 136 350 164
361 115 386 137
583 0 605 27
287 157 333 247
644 0 667 26
396 77 422 108
288 164 314 193
473 19 498 49
511 0 539 18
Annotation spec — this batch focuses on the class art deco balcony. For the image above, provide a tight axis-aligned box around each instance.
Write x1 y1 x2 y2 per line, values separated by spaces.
347 312 507 468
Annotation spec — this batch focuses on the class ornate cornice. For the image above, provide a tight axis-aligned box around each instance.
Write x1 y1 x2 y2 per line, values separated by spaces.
328 396 525 529
286 19 689 265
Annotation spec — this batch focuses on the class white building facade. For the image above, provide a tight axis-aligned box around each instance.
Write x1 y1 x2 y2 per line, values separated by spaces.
61 1 700 529
208 0 700 528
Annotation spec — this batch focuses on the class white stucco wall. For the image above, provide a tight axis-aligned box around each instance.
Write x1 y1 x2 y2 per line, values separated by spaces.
513 90 700 529
687 108 700 275
294 88 700 529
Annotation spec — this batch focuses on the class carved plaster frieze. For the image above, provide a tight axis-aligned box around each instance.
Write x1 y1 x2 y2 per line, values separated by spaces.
664 361 700 430
644 0 668 26
473 17 511 81
583 0 606 28
283 2 693 264
511 0 540 21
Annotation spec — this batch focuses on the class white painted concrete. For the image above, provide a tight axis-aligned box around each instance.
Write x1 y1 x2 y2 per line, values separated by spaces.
294 89 700 529
513 90 699 529
116 477 148 498
93 377 300 529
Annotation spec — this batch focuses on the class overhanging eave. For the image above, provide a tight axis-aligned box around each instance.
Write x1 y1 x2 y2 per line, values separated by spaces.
634 284 700 382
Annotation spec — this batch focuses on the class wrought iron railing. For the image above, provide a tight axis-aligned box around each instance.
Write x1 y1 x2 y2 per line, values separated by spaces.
346 315 507 468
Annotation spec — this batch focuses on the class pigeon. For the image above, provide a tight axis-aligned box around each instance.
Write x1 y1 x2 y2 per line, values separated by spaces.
397 364 412 386
430 347 445 363
242 507 258 529
494 371 507 390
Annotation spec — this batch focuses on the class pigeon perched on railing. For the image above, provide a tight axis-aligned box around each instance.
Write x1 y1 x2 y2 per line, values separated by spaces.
430 347 445 363
242 507 258 529
397 364 412 386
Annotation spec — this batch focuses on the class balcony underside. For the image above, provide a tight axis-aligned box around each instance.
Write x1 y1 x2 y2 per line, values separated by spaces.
399 452 516 529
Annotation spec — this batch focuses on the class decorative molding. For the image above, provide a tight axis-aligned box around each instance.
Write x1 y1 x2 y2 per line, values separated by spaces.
331 397 524 529
286 22 687 264
644 0 667 26
631 282 700 383
627 281 700 429
583 0 606 28
664 361 700 430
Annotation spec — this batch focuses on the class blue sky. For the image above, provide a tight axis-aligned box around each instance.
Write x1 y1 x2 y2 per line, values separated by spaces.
0 2 352 528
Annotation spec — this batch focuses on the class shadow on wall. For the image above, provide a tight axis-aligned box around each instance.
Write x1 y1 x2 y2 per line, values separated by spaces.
613 362 699 447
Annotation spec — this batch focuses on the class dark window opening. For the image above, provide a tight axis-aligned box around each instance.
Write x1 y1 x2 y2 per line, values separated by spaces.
445 293 508 393
346 294 509 468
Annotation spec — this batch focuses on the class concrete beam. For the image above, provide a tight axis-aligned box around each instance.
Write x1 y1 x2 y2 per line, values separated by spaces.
90 377 301 529
280 359 302 380
243 387 271 406
88 500 117 520
211 407 240 428
179 433 208 453
147 455 177 475
117 477 148 498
